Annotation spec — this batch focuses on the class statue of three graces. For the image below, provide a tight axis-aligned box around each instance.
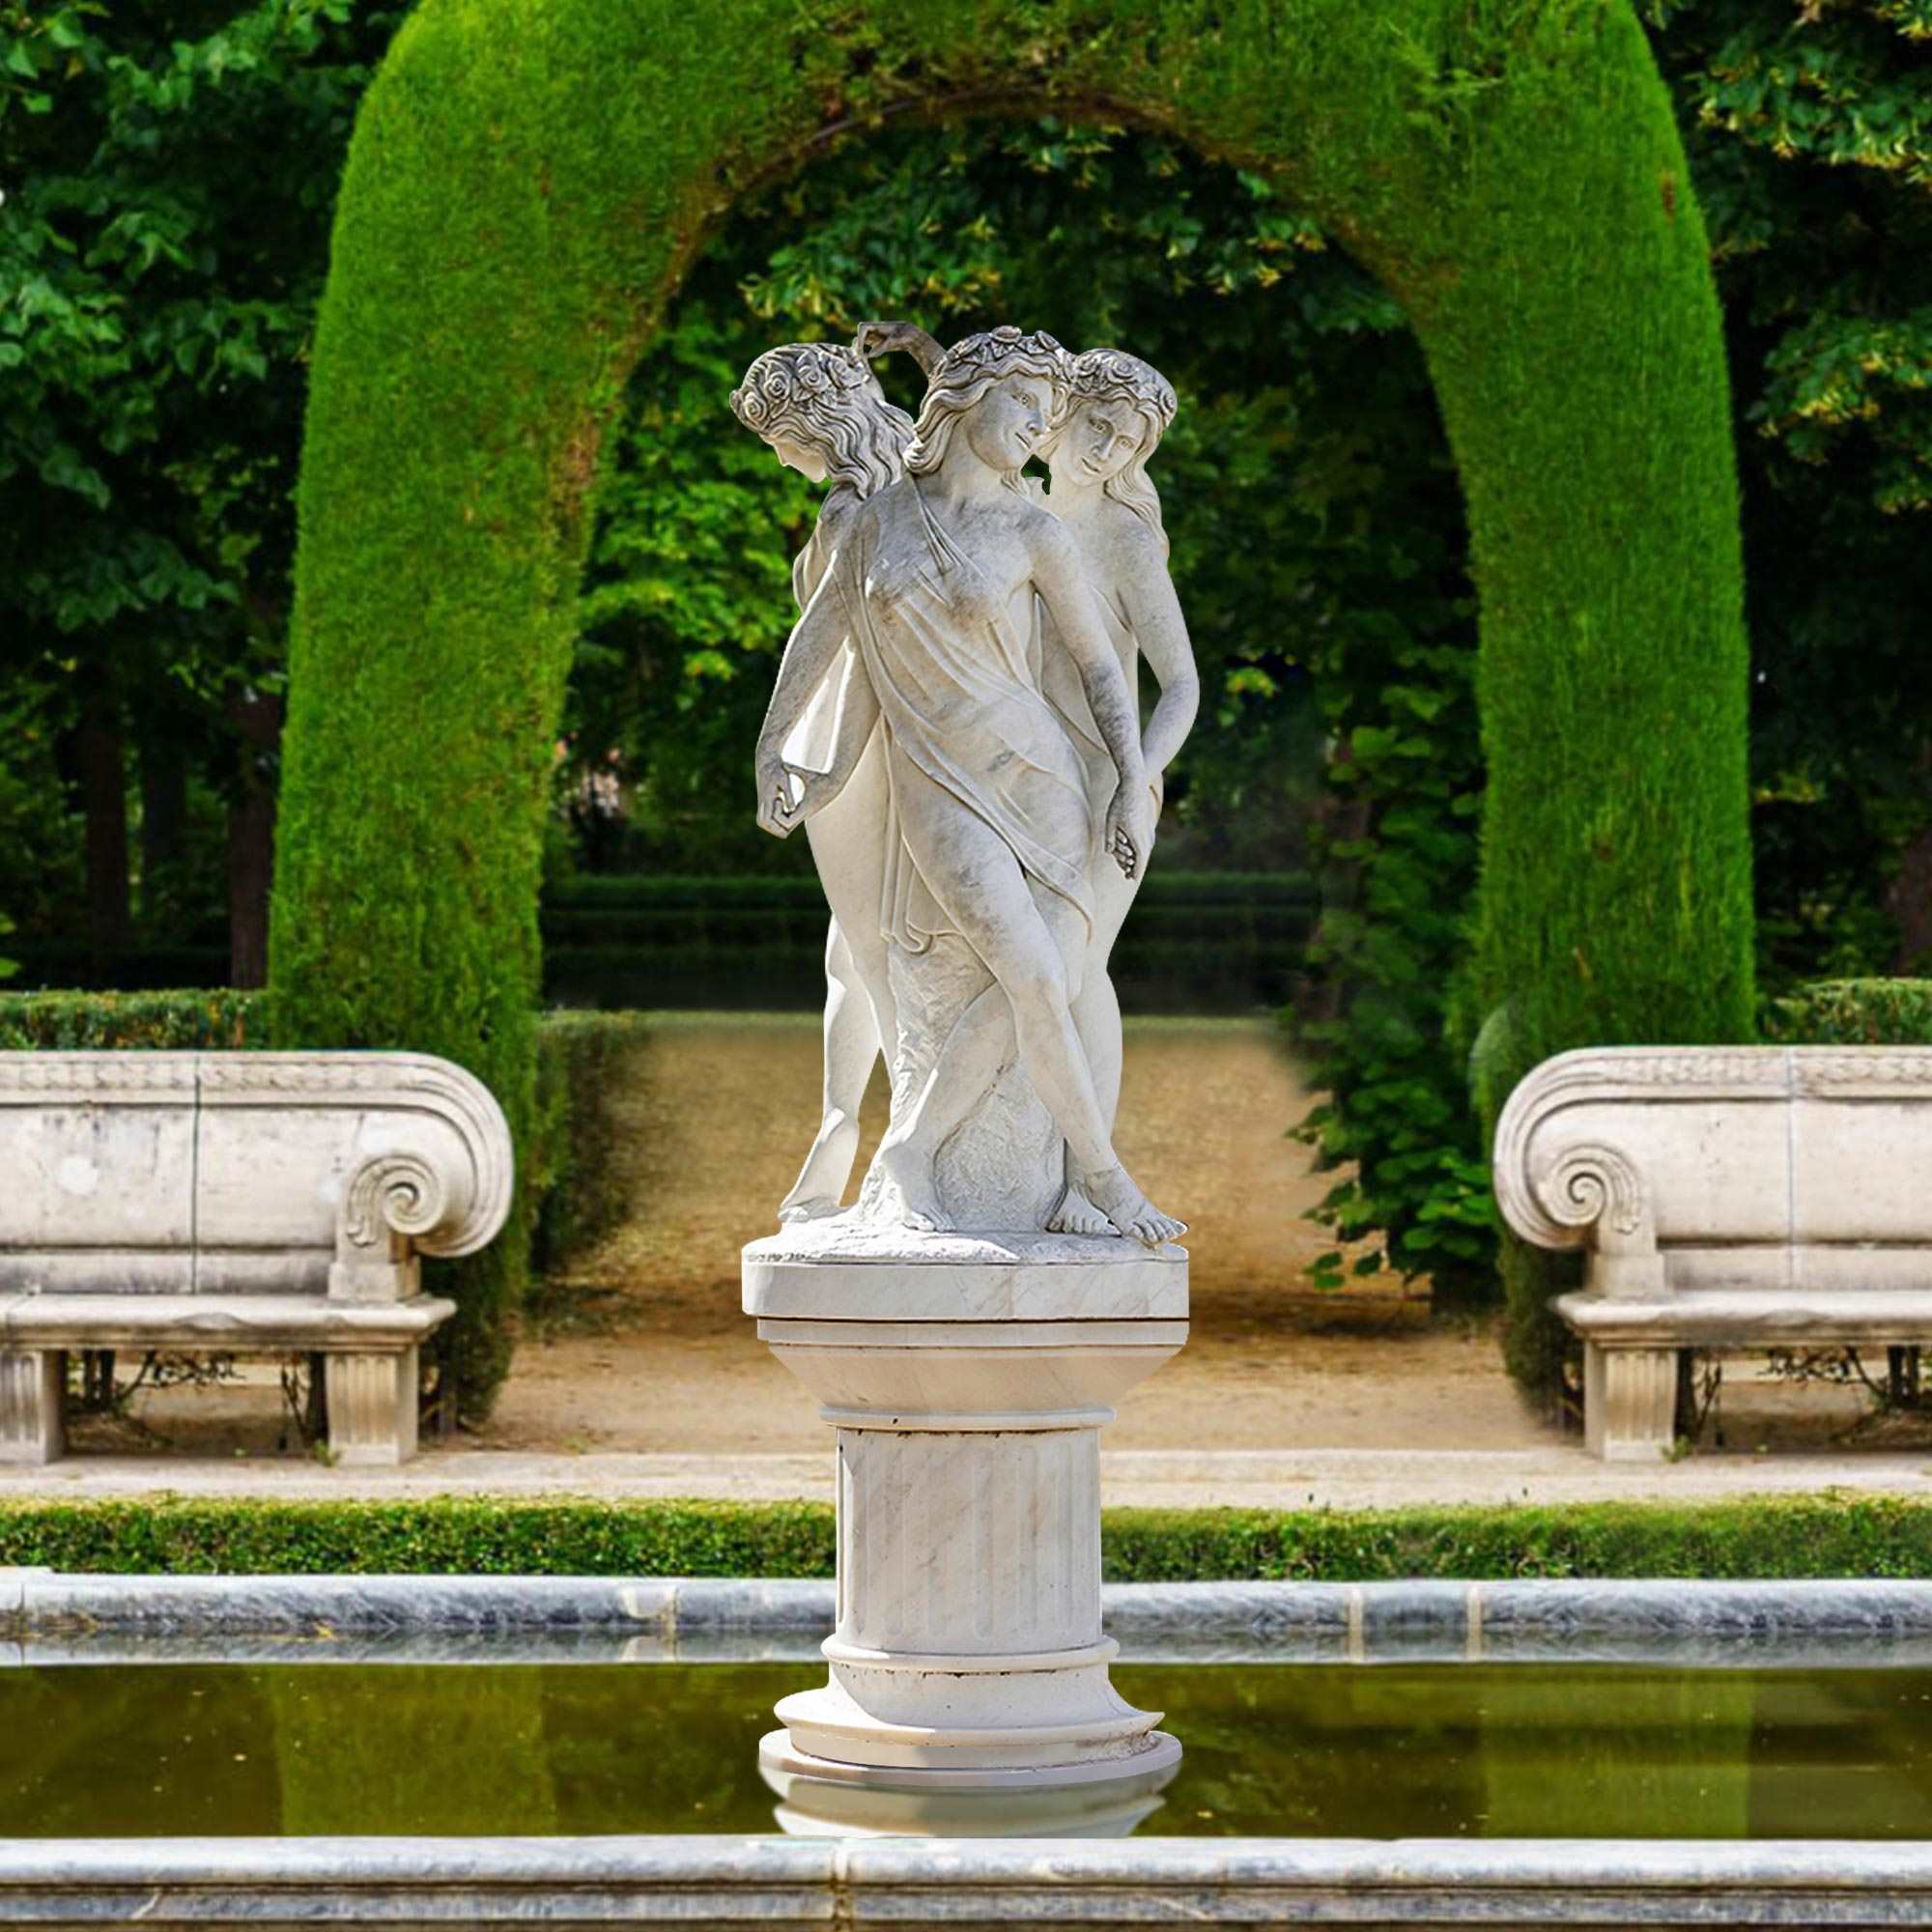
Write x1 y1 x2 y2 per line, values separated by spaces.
732 322 1198 1248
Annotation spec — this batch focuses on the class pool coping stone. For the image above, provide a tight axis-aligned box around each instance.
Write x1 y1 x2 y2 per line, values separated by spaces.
14 1574 1932 1668
2 1834 1932 1924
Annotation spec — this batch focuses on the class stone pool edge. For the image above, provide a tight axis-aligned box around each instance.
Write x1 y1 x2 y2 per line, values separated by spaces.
1 1835 1930 1926
12 1572 1932 1667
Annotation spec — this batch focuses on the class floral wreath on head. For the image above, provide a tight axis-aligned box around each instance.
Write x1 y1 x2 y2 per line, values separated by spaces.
904 327 1074 485
728 341 879 440
935 324 1073 385
729 341 914 499
1065 348 1178 436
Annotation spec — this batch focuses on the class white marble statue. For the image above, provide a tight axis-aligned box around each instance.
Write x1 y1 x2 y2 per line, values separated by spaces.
1031 348 1201 1235
737 326 1190 1247
729 342 911 1222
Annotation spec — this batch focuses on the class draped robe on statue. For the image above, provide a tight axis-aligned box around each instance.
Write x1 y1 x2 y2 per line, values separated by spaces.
830 478 1095 955
810 476 1099 1232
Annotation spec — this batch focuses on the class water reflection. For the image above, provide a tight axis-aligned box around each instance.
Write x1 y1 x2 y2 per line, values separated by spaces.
757 1726 1179 1837
4 1662 1932 1839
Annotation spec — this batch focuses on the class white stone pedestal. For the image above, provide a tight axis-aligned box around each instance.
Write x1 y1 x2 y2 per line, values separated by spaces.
744 1225 1187 1836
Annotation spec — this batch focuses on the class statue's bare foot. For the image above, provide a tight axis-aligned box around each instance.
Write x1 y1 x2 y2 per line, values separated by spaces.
1084 1164 1187 1248
779 1111 861 1227
873 1142 952 1234
777 1194 841 1227
1046 1182 1113 1237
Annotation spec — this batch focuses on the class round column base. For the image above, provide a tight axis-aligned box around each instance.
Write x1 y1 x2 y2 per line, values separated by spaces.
758 1729 1181 1838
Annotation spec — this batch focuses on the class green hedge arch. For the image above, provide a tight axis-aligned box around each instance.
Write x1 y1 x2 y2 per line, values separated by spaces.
270 0 1755 1414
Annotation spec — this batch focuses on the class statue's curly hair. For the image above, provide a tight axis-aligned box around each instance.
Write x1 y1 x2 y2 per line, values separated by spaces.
1048 348 1179 553
902 327 1073 491
729 342 913 498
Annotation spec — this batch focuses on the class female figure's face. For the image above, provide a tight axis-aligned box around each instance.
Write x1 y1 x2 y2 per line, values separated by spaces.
1049 402 1150 489
766 431 829 483
962 373 1051 473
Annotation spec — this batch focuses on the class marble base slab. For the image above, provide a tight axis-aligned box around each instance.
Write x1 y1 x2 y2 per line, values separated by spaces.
744 1223 1186 1321
746 1229 1189 1824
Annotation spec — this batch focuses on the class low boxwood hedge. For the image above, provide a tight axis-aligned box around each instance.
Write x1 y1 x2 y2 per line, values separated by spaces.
3 1495 1930 1581
529 1008 654 1271
1762 978 1932 1046
0 987 267 1049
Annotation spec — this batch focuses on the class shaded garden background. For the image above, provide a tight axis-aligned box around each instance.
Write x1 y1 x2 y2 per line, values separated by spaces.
3 0 1927 1366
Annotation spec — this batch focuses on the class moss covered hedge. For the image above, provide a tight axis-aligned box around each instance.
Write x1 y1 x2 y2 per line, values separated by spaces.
270 0 1752 1416
4 1495 1930 1581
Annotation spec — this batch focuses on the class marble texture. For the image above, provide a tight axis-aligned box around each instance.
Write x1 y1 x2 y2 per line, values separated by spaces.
750 1245 1187 1825
3 1833 1932 1923
742 327 1193 1248
0 1347 62 1463
22 1575 1932 1674
744 1224 1186 1320
0 1050 513 1467
1494 1045 1932 1458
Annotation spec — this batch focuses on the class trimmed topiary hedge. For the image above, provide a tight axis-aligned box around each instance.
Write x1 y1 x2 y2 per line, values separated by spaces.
4 1495 1932 1581
273 0 1753 1424
1762 979 1932 1047
540 870 1315 1011
0 988 267 1049
529 1008 655 1273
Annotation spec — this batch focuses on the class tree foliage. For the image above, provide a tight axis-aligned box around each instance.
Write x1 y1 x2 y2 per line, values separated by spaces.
18 1 1905 1412
1647 0 1932 990
0 0 401 949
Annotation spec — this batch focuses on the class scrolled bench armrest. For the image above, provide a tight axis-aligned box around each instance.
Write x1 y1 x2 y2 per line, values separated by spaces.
327 1064 515 1302
1493 1058 1666 1301
332 1146 492 1301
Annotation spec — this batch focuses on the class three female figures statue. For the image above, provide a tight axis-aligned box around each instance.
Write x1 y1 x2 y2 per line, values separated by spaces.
730 323 1198 1249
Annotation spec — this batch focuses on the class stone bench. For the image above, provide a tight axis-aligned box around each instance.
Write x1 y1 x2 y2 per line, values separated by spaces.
1494 1046 1932 1459
0 1051 514 1466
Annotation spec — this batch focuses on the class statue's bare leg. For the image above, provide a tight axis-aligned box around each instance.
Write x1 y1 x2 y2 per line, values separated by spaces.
1046 962 1121 1236
872 874 1083 1225
1049 845 1137 1236
779 728 895 1224
877 767 1181 1244
780 919 883 1223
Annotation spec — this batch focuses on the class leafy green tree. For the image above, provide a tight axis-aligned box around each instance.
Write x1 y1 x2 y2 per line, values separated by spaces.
1647 0 1932 988
0 0 402 975
8 0 1924 1417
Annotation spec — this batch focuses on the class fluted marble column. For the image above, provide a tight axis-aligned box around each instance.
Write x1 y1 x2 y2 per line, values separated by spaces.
744 1227 1187 1834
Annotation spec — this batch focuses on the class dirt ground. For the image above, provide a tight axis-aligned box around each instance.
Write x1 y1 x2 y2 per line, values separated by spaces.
81 1015 1901 1463
474 1015 1548 1457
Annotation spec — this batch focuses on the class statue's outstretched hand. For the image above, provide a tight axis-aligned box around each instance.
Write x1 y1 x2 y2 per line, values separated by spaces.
1106 783 1150 881
755 750 800 839
757 752 842 838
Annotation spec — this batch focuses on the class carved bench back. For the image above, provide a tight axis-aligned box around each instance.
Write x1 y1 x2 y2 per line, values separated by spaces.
1494 1047 1932 1294
0 1052 513 1297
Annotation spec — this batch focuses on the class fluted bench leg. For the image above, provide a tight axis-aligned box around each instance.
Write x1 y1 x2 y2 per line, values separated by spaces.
1583 1342 1678 1462
325 1349 419 1467
0 1350 65 1464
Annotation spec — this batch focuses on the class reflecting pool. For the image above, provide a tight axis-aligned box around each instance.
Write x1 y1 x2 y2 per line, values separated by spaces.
6 1662 1932 1839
